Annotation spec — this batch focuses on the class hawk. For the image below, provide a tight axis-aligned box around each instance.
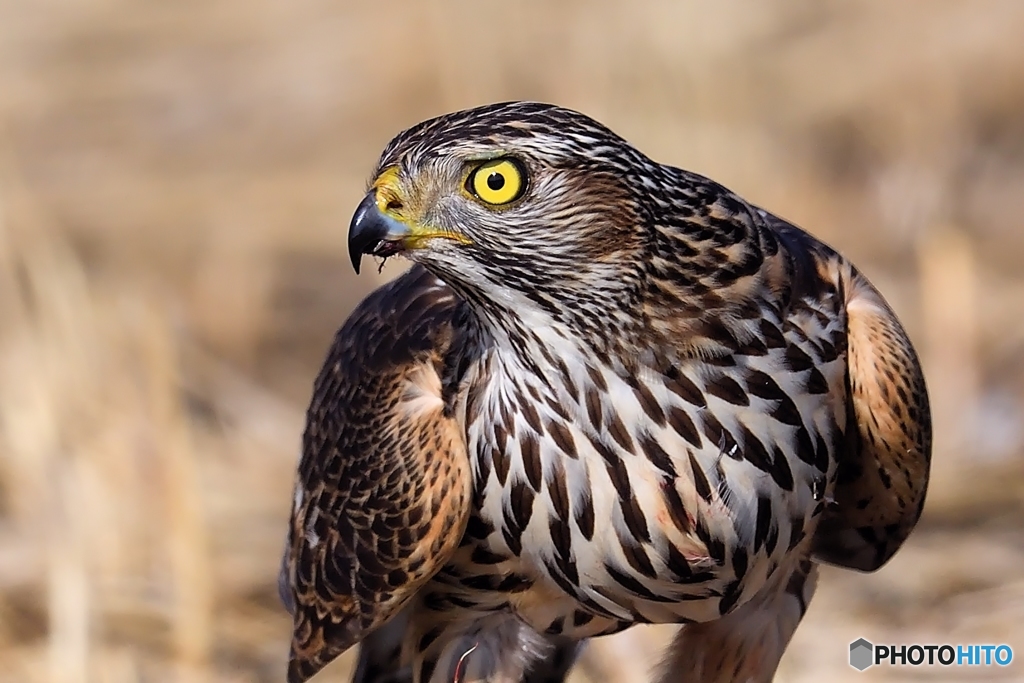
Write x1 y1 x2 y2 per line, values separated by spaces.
279 102 931 683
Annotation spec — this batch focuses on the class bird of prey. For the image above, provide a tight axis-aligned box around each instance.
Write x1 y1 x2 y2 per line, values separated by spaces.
279 102 931 683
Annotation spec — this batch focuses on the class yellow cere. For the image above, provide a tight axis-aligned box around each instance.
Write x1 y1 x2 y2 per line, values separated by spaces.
370 165 473 247
373 166 403 214
470 158 524 206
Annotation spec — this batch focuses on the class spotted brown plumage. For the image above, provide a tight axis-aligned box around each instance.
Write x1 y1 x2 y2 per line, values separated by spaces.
280 268 472 683
279 102 931 683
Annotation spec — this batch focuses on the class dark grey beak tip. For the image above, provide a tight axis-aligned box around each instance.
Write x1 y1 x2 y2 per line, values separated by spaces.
348 193 383 275
347 192 413 275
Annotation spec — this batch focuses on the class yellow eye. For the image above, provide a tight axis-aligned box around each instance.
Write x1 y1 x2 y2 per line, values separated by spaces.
468 158 525 206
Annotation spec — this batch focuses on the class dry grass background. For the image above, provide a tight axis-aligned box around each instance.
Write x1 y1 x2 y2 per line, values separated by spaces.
1 1 1023 681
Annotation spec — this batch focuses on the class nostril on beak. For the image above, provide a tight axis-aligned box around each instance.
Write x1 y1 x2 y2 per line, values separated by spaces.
385 198 403 212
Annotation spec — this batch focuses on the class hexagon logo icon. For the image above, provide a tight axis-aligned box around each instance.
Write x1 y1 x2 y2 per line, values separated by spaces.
850 638 874 671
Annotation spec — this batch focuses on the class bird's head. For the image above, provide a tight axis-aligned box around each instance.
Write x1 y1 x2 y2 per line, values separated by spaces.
347 102 659 335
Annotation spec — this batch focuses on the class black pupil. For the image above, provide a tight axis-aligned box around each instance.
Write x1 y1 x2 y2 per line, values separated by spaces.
486 172 505 191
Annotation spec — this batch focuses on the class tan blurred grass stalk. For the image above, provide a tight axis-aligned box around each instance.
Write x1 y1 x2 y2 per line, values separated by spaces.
142 301 213 678
918 227 979 452
0 155 214 681
1 159 92 683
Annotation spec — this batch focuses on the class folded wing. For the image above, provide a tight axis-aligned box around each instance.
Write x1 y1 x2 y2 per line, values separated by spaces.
813 264 932 571
280 266 472 683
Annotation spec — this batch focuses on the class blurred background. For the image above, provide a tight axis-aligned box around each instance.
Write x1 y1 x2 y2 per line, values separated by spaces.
1 1 1022 681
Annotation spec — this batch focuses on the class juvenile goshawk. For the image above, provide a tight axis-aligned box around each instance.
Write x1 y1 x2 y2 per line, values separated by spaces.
279 102 931 683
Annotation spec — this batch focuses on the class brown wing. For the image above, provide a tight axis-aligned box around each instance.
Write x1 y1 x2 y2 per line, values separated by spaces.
280 265 472 683
813 263 932 571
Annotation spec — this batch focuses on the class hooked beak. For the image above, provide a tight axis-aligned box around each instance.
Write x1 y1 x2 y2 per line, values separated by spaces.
347 192 412 274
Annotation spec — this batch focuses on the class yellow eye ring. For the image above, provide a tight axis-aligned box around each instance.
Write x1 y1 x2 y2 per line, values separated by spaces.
467 158 526 206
